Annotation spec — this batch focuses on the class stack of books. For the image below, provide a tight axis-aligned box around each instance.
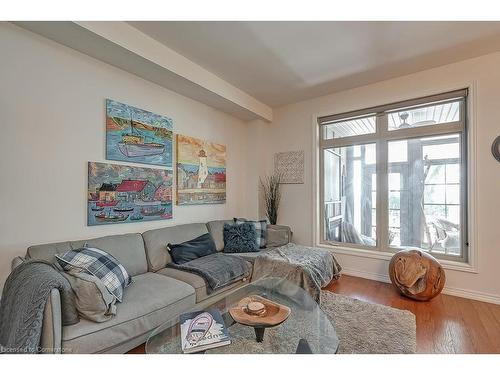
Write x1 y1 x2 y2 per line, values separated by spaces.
180 309 231 353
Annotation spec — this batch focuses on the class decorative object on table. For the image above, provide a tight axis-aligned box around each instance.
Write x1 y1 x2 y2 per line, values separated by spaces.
180 309 231 353
223 222 259 253
229 295 291 342
389 249 445 301
274 150 304 184
260 173 282 225
176 134 226 205
492 135 500 162
87 161 173 226
105 99 173 167
234 218 268 248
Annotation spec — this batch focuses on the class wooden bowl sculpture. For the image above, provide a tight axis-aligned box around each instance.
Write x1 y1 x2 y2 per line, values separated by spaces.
229 295 291 342
389 249 446 301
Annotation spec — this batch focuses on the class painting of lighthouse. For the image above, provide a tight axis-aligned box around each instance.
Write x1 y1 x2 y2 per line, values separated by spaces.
176 134 226 205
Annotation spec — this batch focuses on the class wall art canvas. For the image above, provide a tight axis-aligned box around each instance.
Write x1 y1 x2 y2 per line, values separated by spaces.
176 134 226 205
88 162 173 226
274 150 304 184
106 99 173 167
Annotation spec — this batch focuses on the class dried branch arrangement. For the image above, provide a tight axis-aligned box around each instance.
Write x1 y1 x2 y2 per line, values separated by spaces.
260 173 282 225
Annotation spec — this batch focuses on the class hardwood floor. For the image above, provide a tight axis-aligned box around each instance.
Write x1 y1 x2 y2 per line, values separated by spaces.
325 275 500 353
127 275 500 354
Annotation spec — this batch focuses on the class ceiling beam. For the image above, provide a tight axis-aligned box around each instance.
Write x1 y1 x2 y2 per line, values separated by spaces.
14 21 273 122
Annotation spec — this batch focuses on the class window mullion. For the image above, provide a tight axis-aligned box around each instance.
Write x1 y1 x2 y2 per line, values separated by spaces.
376 114 389 251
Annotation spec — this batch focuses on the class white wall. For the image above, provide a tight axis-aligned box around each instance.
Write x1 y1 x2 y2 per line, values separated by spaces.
254 52 500 303
0 23 257 290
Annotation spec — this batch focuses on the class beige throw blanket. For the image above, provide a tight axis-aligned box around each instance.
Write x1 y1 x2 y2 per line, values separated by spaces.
251 243 342 302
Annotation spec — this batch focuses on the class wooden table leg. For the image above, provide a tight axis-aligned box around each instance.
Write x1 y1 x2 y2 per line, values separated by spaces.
254 327 265 342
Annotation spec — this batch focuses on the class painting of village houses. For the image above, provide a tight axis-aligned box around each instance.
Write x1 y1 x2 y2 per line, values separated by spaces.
176 134 226 205
106 99 173 167
88 162 173 226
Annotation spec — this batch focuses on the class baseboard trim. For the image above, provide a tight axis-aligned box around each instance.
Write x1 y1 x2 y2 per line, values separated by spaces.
341 267 500 305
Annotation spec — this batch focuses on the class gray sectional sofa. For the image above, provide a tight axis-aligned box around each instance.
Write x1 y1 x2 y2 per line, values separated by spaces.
10 220 292 354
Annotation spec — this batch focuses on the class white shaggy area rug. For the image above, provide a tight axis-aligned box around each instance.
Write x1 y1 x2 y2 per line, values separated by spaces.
320 291 416 354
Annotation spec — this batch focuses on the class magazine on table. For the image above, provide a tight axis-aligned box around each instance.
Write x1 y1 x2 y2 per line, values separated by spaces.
180 308 231 353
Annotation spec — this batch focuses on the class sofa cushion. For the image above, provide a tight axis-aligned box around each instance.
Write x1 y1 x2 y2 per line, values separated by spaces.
156 268 248 303
26 233 148 277
61 272 195 353
206 219 234 251
266 225 292 247
142 223 208 272
168 233 217 265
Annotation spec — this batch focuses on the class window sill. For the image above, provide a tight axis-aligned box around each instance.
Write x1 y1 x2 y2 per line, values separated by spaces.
316 243 478 274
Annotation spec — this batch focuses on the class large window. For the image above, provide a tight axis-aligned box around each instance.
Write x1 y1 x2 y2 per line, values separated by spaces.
319 90 468 261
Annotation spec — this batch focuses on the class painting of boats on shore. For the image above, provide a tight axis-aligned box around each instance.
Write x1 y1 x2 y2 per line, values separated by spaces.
176 134 226 205
106 99 173 167
88 162 173 226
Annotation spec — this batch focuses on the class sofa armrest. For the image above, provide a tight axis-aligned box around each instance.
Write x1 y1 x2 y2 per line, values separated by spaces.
40 289 63 354
11 256 25 271
267 224 293 247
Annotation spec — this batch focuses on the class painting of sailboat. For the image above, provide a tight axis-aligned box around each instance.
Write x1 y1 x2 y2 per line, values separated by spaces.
88 162 173 226
106 99 173 167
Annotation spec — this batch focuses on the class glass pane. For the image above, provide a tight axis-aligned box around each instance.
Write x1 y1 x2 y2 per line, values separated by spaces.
389 228 401 246
389 191 400 209
388 140 408 163
323 116 376 140
388 173 401 190
446 163 460 184
446 185 460 204
389 209 400 227
422 134 460 160
447 205 460 224
388 100 460 130
324 149 341 202
424 204 446 217
388 134 463 257
426 165 445 184
424 185 445 204
323 144 376 246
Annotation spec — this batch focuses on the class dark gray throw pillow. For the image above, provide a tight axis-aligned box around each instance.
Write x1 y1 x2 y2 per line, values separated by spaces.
234 218 267 248
168 233 217 264
223 223 259 253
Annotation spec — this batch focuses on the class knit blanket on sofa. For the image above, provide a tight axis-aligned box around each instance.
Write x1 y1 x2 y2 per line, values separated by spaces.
251 243 342 303
166 253 251 294
0 260 79 354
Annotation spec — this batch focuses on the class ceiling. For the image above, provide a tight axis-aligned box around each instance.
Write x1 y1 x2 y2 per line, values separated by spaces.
129 21 500 107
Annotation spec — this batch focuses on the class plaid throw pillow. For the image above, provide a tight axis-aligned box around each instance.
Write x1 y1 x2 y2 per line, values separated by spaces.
234 218 267 249
56 247 132 302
